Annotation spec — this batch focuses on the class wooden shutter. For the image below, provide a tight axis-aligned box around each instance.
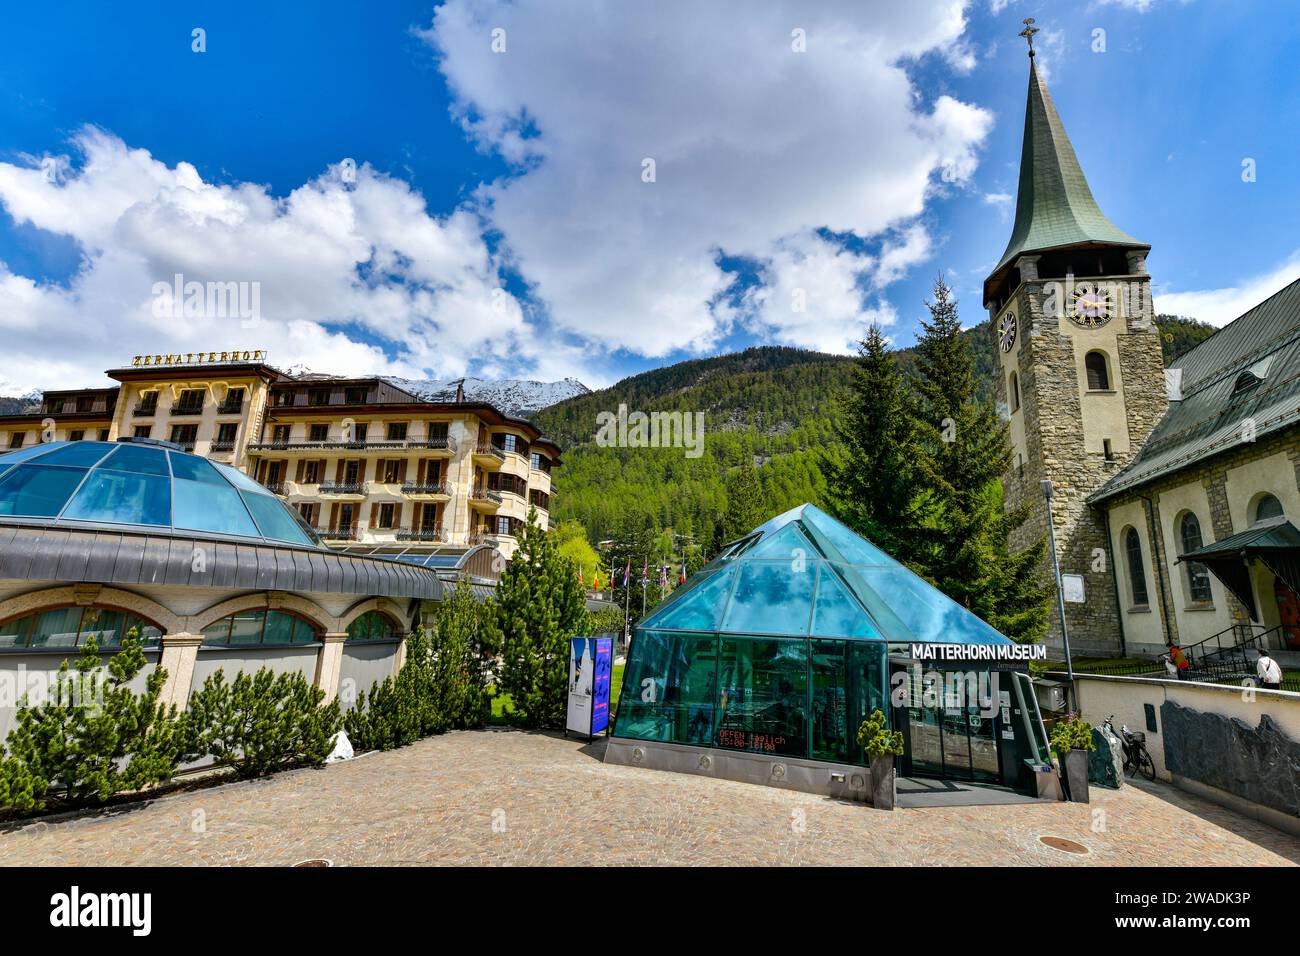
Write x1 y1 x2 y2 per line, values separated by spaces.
398 459 408 482
412 503 423 529
329 503 340 531
256 460 267 482
393 503 404 530
295 460 305 482
334 459 345 482
416 460 426 484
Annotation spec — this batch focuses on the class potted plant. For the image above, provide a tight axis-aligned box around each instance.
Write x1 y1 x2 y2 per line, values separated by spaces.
856 709 905 811
1049 713 1096 803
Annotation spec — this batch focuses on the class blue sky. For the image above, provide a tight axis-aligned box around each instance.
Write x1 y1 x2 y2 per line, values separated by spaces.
1 0 1297 392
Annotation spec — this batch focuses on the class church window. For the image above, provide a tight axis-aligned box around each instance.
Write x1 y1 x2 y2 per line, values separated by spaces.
1253 494 1284 524
1179 513 1213 604
1085 351 1111 391
1009 372 1020 412
1124 527 1149 607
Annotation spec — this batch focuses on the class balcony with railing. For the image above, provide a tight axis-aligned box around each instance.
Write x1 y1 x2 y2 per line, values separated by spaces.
246 438 431 453
132 404 159 418
170 402 205 417
262 481 289 496
468 485 503 511
319 524 360 541
472 442 506 467
210 440 236 453
318 481 368 498
397 526 448 543
400 479 451 499
216 399 245 415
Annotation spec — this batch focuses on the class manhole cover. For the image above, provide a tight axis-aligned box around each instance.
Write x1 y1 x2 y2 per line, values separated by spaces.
293 859 333 867
1039 836 1089 855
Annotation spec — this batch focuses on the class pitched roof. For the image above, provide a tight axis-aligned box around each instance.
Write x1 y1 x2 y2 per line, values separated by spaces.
1090 276 1300 503
985 61 1146 301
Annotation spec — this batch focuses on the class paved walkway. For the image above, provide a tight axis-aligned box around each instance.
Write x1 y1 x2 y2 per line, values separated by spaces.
3 730 1297 866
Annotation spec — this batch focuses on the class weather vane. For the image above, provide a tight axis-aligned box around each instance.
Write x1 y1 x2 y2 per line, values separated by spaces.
1019 17 1040 58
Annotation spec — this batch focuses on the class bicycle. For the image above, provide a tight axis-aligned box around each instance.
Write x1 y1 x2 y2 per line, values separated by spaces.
1104 714 1156 781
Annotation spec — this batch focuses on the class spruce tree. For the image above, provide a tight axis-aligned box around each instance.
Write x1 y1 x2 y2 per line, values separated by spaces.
821 323 933 568
492 507 591 728
719 457 765 545
912 275 1052 642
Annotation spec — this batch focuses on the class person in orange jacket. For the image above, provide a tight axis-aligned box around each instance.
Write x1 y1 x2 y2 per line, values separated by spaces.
1168 643 1190 679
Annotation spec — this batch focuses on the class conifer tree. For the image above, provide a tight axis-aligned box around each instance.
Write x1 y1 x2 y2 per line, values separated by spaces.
719 458 765 545
912 275 1052 642
492 507 591 728
821 323 933 568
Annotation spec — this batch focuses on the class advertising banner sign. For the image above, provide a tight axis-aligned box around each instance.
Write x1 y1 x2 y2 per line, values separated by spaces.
567 635 615 738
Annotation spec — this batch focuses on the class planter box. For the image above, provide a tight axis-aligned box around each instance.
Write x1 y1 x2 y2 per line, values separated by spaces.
1062 749 1090 803
870 754 896 811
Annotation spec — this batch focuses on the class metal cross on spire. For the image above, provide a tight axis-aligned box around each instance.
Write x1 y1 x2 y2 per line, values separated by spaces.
1019 17 1040 58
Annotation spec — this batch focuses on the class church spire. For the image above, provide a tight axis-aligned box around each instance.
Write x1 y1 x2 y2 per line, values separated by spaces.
985 20 1147 303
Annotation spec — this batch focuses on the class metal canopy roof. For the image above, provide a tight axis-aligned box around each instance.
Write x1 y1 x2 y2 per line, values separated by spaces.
1176 517 1300 619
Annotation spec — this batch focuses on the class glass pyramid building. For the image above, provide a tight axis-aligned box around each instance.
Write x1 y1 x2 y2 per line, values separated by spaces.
612 503 1015 768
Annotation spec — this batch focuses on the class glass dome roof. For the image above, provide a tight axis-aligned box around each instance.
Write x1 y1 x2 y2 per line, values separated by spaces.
640 503 1013 646
0 441 321 548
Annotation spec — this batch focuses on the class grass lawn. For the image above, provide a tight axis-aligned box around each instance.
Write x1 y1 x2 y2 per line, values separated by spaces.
490 663 625 725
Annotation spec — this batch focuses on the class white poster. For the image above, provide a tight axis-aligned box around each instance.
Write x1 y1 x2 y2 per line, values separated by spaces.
1062 573 1086 604
565 637 595 736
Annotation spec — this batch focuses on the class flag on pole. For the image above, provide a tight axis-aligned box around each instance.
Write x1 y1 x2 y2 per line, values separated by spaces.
660 564 669 589
623 559 631 588
578 565 584 588
680 556 687 584
642 559 648 586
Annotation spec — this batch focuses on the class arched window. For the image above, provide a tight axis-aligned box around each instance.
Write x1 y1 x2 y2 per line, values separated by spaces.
0 605 162 650
201 609 320 646
1179 513 1213 604
1085 351 1111 391
1253 494 1284 524
347 610 400 642
1009 372 1020 412
1124 527 1149 607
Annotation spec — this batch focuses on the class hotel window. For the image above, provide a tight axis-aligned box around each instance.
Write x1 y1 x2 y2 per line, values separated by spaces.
47 398 67 414
8 433 25 449
1009 372 1020 412
427 422 449 441
1179 513 1213 604
174 389 205 414
386 422 407 441
344 386 368 405
353 423 369 444
375 503 397 529
69 430 85 441
98 429 110 441
298 502 319 526
75 396 95 413
302 460 322 484
273 390 292 407
272 425 291 444
377 459 404 483
530 452 551 473
308 388 331 406
1085 351 1111 391
309 423 328 442
169 424 198 448
1124 527 1149 607
136 392 158 415
133 425 151 439
215 423 238 445
219 387 245 413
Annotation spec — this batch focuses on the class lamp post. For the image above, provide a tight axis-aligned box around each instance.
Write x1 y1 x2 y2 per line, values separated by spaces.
1041 479 1076 705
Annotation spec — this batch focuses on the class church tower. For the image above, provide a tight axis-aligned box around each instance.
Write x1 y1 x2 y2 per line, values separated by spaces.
986 21 1168 656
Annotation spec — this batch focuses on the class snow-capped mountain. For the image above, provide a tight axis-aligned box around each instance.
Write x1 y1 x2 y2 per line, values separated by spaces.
0 389 42 416
384 376 591 418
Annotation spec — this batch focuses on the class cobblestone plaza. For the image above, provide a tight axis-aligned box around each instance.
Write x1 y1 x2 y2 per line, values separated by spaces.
3 730 1296 867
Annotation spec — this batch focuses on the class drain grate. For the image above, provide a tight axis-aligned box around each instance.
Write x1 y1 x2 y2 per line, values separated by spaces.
1039 836 1089 855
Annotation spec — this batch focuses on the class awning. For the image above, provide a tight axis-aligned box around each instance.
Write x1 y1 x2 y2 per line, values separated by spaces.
1176 516 1300 619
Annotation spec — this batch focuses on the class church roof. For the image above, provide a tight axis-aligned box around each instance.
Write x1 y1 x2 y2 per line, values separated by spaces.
985 61 1147 302
1089 276 1300 504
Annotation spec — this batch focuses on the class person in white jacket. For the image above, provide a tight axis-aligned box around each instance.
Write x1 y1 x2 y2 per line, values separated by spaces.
1256 649 1283 690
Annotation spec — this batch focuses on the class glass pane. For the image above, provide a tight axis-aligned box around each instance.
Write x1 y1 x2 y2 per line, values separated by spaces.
228 610 265 645
840 564 1009 645
0 465 88 517
168 452 224 484
812 568 878 638
64 471 171 526
77 607 124 647
715 637 808 757
263 610 298 644
744 522 817 559
811 639 887 765
102 444 171 476
846 642 887 765
643 566 734 631
721 560 815 636
33 442 115 467
798 504 896 565
614 630 718 745
173 477 260 537
201 617 233 645
212 461 269 493
30 607 84 649
0 613 33 648
0 443 66 467
240 491 314 545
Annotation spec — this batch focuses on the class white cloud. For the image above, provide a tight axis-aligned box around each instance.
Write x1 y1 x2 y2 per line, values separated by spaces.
422 0 990 357
0 128 539 392
1154 251 1300 326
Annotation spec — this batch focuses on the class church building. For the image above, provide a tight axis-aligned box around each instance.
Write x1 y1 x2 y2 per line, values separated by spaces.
989 35 1300 669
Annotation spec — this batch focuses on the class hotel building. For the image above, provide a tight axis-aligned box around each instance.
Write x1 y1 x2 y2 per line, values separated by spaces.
0 352 561 561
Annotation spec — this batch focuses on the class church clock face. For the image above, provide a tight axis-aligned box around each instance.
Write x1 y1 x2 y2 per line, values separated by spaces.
1068 283 1115 329
999 311 1017 352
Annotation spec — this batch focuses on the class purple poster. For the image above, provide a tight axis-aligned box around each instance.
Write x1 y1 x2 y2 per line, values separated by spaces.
591 636 614 735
